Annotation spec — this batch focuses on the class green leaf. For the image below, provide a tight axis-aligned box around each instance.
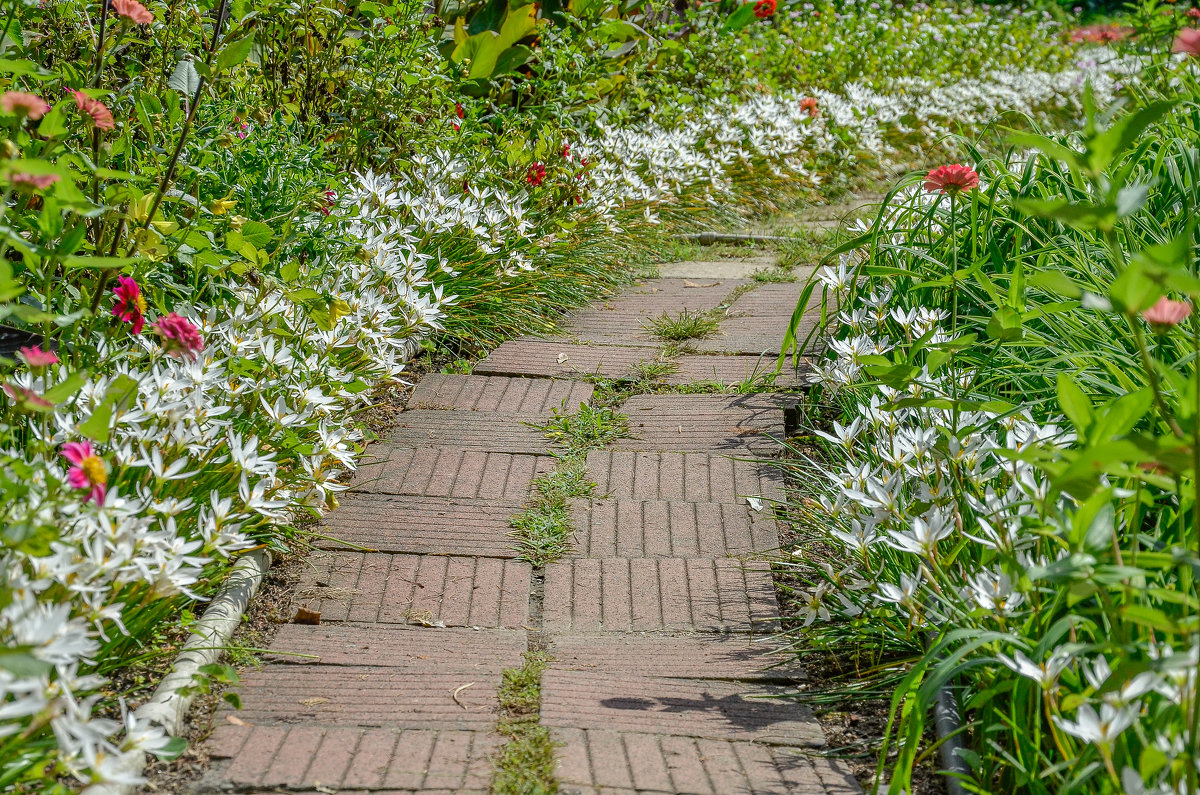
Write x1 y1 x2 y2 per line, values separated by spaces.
36 101 70 138
1006 130 1081 171
494 45 532 76
985 305 1023 341
215 35 255 71
1014 197 1116 232
1029 270 1084 298
279 260 300 283
1086 100 1177 175
43 369 89 404
168 59 202 97
721 2 757 32
62 255 142 270
1056 372 1093 437
77 374 139 444
239 220 273 248
0 648 52 677
153 737 188 761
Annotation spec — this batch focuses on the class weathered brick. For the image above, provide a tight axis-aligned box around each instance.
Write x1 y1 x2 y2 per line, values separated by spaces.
296 552 530 628
696 283 822 356
547 634 804 682
585 450 786 505
407 373 593 414
475 338 664 380
541 672 824 747
542 558 778 633
219 665 498 728
264 623 525 670
351 446 553 499
314 494 525 558
615 394 789 454
212 727 499 792
570 499 779 558
386 410 551 453
552 730 854 792
663 354 806 388
658 258 776 279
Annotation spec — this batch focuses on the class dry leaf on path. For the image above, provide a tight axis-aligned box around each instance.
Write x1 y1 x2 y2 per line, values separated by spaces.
452 682 476 708
293 607 321 625
226 715 250 727
300 697 329 707
684 280 720 288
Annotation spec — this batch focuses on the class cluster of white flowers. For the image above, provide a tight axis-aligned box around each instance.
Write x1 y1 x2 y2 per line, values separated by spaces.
796 179 1198 791
0 33 1148 788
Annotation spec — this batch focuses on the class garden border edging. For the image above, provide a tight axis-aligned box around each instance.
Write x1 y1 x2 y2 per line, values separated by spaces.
80 548 272 795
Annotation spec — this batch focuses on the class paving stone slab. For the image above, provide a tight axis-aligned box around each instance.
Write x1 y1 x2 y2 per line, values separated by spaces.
296 551 530 628
615 394 788 454
265 623 526 670
548 634 804 682
543 558 778 633
351 446 553 499
570 500 779 558
217 665 499 728
658 258 776 280
662 355 805 388
475 339 665 380
552 729 856 794
386 410 550 453
572 278 748 316
585 451 786 505
696 284 821 355
407 373 593 413
315 494 524 558
206 724 497 792
541 672 823 746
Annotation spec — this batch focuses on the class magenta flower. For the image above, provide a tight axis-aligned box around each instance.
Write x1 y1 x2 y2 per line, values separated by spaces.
61 441 107 503
924 164 980 196
3 383 54 412
71 90 115 131
9 173 60 191
153 312 205 360
1142 296 1192 329
19 346 58 368
112 276 146 334
1 91 51 120
1174 27 1200 56
111 0 153 24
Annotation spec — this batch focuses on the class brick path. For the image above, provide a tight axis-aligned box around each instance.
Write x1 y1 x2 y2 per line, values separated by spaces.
193 255 860 794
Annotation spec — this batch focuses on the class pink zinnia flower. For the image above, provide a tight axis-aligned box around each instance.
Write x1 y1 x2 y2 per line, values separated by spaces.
19 345 58 367
924 164 980 196
1142 296 1192 329
1 91 51 120
1174 27 1200 56
526 163 546 187
799 97 819 118
111 0 153 24
153 312 205 360
1188 8 1200 19
3 383 54 411
112 276 146 334
61 441 107 503
10 173 60 191
72 90 115 131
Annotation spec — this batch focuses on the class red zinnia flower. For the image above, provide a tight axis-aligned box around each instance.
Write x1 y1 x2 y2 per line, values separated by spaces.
1174 27 1200 56
72 90 115 131
111 0 153 24
563 144 572 159
455 103 464 119
1 91 50 120
799 97 819 118
1143 296 1192 329
61 440 107 503
526 163 546 187
112 275 146 334
923 164 980 196
753 0 775 17
10 173 60 191
153 312 205 360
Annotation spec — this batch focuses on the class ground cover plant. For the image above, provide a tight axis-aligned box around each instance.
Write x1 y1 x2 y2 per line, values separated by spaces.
783 15 1200 794
0 0 1154 789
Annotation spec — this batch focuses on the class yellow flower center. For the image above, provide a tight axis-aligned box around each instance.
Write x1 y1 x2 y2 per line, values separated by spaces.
81 455 107 486
135 293 147 315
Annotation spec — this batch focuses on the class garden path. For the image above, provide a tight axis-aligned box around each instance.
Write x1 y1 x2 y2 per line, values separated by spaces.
190 228 865 794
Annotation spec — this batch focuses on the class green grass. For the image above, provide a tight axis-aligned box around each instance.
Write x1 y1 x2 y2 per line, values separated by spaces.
645 308 721 342
751 265 798 283
540 404 630 455
510 459 594 565
491 652 557 795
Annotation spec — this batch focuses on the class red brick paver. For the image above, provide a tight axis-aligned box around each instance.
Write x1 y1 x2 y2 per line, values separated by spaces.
542 558 779 633
585 450 786 505
388 410 551 452
548 634 804 681
476 338 665 380
408 373 593 413
295 551 530 628
570 500 779 558
314 494 525 558
352 446 553 498
616 394 789 453
663 354 806 388
265 623 526 669
697 284 821 356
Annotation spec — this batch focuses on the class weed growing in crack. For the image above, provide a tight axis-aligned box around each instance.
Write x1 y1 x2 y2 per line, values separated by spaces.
491 652 557 795
645 308 721 342
510 459 594 565
540 403 631 455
